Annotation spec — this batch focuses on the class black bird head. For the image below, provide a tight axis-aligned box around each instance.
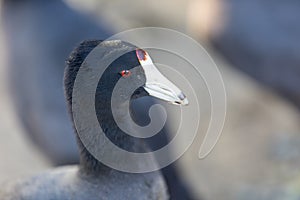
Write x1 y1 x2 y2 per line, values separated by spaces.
113 46 189 105
64 40 188 171
65 40 188 111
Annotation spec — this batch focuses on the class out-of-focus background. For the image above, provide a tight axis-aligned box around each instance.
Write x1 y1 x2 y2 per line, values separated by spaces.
0 0 300 199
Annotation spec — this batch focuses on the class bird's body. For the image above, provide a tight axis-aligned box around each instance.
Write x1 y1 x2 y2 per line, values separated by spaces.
1 166 167 200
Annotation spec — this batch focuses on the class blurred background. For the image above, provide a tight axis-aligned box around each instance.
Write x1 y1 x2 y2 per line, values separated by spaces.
0 0 299 199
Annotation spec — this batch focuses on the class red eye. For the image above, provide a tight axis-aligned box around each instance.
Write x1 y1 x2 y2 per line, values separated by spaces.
120 70 131 77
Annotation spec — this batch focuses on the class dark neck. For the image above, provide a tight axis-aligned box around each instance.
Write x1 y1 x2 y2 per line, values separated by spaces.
75 98 147 174
77 135 110 174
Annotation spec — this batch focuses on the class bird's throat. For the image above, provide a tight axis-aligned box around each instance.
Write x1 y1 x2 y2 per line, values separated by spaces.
77 98 148 174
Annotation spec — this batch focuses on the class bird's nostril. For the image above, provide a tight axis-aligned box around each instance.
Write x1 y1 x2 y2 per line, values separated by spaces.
178 92 186 100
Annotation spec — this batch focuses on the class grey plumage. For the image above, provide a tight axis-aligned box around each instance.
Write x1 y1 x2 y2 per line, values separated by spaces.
1 166 167 200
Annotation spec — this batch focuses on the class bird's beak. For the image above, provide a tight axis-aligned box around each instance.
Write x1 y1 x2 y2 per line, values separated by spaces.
136 49 188 106
144 82 189 105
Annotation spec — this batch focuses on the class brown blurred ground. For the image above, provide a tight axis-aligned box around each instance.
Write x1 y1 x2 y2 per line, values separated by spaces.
0 16 50 183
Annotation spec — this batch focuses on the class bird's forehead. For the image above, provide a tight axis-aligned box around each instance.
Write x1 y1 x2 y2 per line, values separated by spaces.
136 49 148 61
